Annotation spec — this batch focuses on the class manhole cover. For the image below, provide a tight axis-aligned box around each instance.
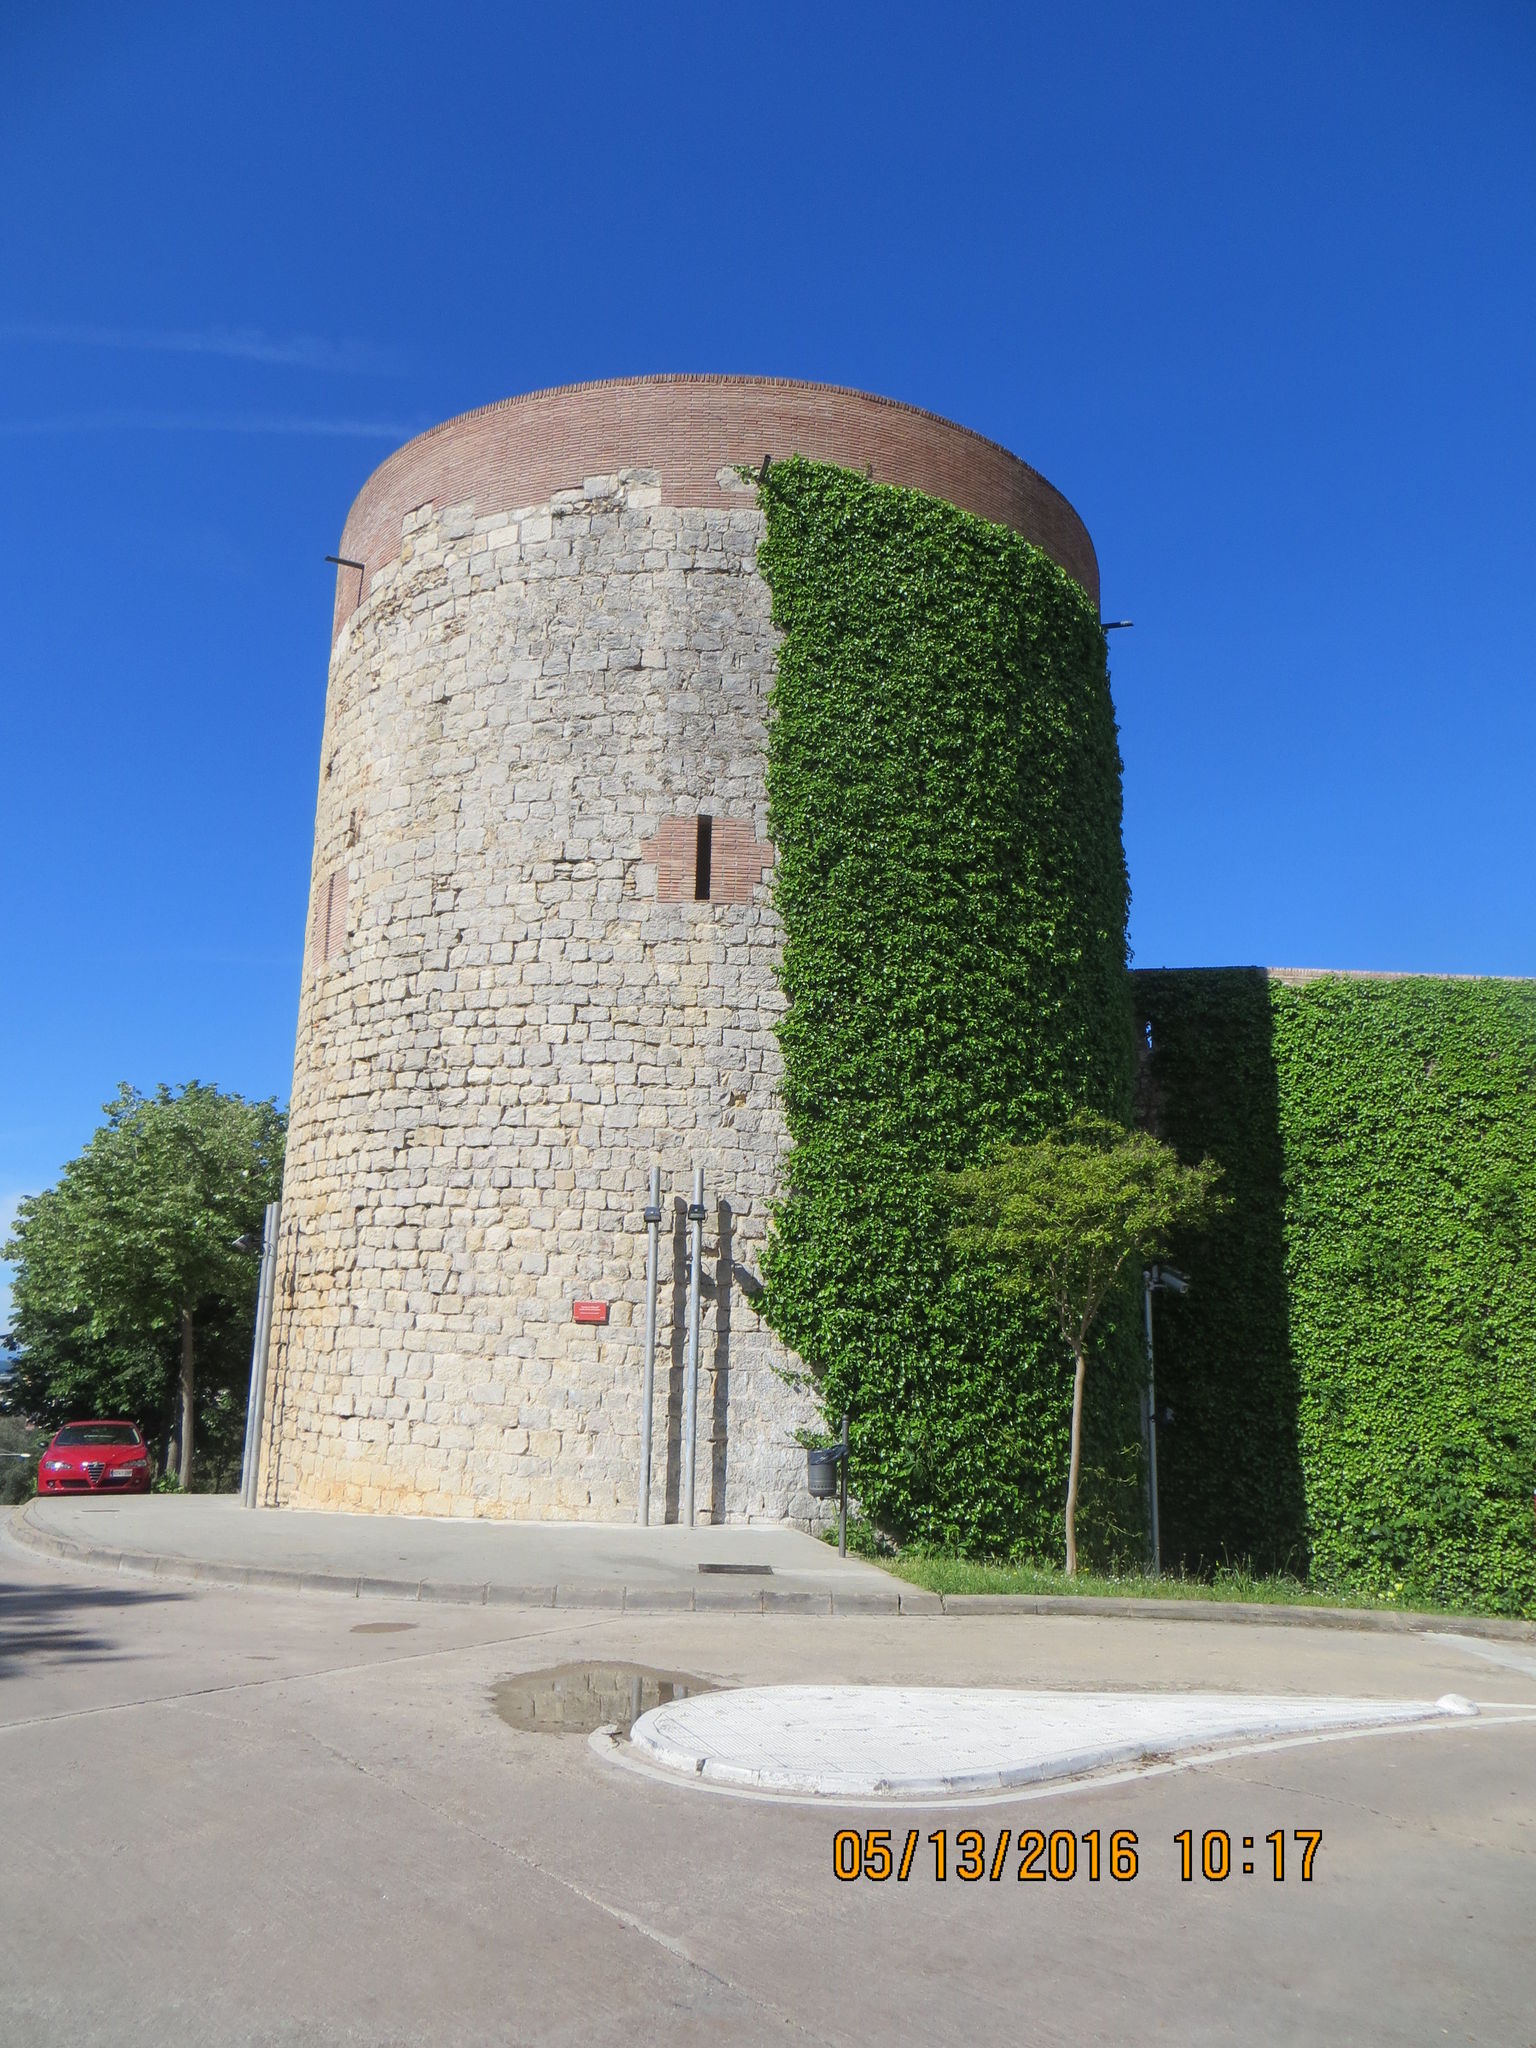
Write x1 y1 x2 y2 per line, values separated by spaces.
351 1622 418 1635
493 1662 722 1738
698 1563 772 1576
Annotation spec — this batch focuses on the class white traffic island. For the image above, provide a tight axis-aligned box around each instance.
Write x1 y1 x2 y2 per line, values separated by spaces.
621 1685 1480 1799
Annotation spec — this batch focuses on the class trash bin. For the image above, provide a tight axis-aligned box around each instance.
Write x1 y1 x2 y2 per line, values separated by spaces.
807 1447 841 1499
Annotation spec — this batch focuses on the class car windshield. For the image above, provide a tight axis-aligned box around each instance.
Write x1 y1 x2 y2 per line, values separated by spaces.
53 1425 141 1447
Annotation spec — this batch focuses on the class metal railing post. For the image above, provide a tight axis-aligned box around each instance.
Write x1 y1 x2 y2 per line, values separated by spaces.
637 1166 661 1525
682 1165 705 1526
838 1412 849 1558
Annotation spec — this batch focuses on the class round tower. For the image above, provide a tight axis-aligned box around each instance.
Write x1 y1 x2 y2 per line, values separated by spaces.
260 375 1100 1521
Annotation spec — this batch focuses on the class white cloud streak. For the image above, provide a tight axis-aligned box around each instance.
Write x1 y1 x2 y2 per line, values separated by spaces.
0 411 416 438
0 320 405 374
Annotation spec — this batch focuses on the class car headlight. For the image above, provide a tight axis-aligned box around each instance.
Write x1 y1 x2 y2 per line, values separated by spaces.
45 1459 70 1471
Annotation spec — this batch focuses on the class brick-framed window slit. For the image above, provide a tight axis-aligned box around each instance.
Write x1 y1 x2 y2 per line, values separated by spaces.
640 815 774 906
694 815 713 901
316 867 348 965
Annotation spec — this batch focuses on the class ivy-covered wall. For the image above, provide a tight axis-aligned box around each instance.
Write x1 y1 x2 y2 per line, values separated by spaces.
757 457 1137 1556
1135 970 1536 1615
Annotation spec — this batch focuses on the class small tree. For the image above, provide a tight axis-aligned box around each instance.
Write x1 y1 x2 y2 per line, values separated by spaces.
947 1116 1223 1574
2 1084 285 1486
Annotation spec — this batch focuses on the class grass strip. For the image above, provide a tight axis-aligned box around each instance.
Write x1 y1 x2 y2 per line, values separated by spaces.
870 1549 1486 1617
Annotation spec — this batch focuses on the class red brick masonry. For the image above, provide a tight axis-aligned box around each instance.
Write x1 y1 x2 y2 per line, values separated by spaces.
639 816 775 906
312 868 347 966
332 374 1099 640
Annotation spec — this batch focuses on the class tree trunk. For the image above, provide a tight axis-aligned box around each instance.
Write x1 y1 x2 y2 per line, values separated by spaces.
1064 1339 1088 1576
177 1307 195 1490
161 1381 179 1483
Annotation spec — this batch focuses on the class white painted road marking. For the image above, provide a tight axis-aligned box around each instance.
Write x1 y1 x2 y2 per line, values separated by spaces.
1426 1631 1536 1681
626 1686 1483 1798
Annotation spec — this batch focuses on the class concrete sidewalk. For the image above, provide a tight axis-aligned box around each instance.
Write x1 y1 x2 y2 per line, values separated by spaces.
10 1496 921 1613
13 1498 1536 1636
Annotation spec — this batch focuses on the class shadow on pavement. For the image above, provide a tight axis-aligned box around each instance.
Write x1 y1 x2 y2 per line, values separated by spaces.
0 1574 186 1682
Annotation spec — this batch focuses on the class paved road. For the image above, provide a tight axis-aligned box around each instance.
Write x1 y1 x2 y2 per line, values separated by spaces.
2 1531 1533 2046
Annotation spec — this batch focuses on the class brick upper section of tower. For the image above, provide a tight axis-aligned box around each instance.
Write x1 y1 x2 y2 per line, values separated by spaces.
330 374 1100 640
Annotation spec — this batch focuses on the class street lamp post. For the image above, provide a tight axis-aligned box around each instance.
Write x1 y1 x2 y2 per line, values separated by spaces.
1141 1262 1188 1575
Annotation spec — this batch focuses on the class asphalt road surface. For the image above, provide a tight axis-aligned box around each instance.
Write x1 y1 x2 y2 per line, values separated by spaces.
2 1531 1533 2046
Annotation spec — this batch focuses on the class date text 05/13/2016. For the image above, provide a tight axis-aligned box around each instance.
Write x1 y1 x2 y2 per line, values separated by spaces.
833 1829 1323 1884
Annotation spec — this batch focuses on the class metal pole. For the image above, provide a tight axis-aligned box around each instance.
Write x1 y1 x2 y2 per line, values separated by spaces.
241 1199 280 1507
682 1165 705 1526
238 1209 267 1505
838 1413 849 1559
1144 1267 1161 1575
637 1166 661 1526
241 1200 281 1509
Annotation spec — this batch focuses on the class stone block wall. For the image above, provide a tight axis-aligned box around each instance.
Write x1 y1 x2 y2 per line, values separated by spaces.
263 468 826 1520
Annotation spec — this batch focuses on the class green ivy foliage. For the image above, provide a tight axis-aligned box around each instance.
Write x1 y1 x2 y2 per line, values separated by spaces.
756 457 1137 1557
1136 971 1536 1616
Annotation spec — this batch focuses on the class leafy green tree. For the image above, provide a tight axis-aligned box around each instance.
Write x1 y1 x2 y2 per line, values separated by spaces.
0 1417 44 1506
947 1116 1223 1573
2 1084 285 1487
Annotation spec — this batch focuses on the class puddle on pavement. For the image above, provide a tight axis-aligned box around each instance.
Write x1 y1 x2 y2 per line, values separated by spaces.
492 1662 723 1738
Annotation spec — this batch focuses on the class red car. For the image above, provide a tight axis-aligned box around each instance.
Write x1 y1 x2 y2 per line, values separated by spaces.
37 1421 153 1494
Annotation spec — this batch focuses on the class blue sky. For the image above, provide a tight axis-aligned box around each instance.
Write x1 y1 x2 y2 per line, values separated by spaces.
2 1 1533 1328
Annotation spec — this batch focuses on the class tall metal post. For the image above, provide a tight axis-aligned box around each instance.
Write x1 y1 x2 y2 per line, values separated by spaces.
1143 1267 1162 1575
240 1200 281 1509
682 1164 705 1526
838 1413 849 1559
637 1165 661 1526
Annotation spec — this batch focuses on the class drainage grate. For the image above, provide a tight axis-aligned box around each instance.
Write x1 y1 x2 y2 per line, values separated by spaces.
698 1563 773 1576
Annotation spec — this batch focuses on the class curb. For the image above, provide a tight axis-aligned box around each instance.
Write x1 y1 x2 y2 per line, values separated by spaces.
9 1507 1534 1641
934 1591 1536 1641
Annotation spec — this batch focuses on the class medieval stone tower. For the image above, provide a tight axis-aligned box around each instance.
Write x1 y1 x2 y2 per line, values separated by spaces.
258 375 1099 1522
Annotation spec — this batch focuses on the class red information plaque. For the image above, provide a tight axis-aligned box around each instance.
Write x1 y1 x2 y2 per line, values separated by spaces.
572 1300 609 1325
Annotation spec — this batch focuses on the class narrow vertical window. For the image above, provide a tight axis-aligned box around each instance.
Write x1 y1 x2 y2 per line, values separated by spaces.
317 868 348 964
694 815 713 901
